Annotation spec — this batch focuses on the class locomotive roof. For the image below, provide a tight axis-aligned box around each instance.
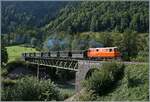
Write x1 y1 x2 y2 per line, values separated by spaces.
88 47 118 50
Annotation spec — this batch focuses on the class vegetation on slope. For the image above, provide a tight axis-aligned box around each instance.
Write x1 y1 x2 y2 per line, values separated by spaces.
1 45 8 65
45 1 149 33
1 76 62 101
82 62 125 95
2 1 68 34
77 63 149 101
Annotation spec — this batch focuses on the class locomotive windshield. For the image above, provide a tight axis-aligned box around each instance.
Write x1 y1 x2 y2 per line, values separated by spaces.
114 48 118 51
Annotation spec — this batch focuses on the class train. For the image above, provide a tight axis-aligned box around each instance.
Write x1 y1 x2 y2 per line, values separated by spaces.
23 47 121 60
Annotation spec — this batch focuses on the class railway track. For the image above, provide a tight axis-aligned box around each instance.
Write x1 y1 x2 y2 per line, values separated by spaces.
24 56 148 65
77 60 148 65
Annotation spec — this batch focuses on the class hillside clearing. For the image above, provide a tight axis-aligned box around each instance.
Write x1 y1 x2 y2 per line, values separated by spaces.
6 45 38 62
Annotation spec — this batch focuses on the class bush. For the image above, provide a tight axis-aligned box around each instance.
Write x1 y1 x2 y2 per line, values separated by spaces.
83 61 125 95
130 51 148 62
78 89 97 101
2 78 17 87
1 68 8 77
56 69 75 82
59 89 75 100
131 56 147 62
6 60 28 72
2 76 62 101
1 46 8 65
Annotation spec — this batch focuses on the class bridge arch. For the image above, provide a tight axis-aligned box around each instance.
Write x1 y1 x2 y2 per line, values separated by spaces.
85 68 99 79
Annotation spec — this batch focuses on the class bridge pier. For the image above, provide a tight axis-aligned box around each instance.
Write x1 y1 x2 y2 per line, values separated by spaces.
75 61 102 92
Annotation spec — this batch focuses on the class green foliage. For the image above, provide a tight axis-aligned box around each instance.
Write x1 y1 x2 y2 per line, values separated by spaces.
6 60 28 73
2 1 68 34
46 1 148 33
1 76 62 101
1 46 8 65
83 61 125 95
56 69 75 82
131 51 148 62
99 32 113 47
30 37 37 47
119 30 138 60
59 88 75 100
78 89 97 101
1 68 9 77
96 63 149 101
2 78 17 87
78 63 148 101
111 31 148 61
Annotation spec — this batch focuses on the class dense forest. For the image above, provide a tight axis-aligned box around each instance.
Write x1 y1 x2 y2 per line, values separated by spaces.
2 1 149 34
2 1 68 34
1 1 149 61
45 1 149 33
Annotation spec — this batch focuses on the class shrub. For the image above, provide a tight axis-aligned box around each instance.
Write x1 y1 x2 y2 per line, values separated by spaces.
56 69 75 82
78 89 97 101
83 61 125 95
1 46 8 65
131 56 148 62
59 89 75 100
6 60 28 72
1 76 62 101
1 68 8 77
2 78 17 87
131 51 148 62
60 91 70 99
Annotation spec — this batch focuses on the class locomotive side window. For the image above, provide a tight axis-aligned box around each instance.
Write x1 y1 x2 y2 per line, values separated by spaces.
106 49 109 52
109 49 112 52
96 49 99 52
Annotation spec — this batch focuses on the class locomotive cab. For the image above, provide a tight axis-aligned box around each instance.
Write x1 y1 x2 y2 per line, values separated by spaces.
87 47 121 59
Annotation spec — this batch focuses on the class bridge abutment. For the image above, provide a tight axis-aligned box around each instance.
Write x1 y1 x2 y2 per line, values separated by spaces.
75 61 102 92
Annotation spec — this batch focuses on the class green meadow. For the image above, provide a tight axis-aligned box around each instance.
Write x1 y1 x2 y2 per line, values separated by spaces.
6 45 38 62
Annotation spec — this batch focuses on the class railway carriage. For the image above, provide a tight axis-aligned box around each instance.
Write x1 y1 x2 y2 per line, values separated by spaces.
22 47 121 60
50 51 58 57
71 51 85 59
59 51 70 58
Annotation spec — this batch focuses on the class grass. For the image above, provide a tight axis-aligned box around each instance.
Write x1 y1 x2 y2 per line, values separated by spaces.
6 45 38 62
95 63 149 101
56 82 75 99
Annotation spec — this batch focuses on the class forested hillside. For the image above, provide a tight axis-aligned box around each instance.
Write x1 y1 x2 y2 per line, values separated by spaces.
2 1 149 34
2 1 68 34
45 1 149 33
